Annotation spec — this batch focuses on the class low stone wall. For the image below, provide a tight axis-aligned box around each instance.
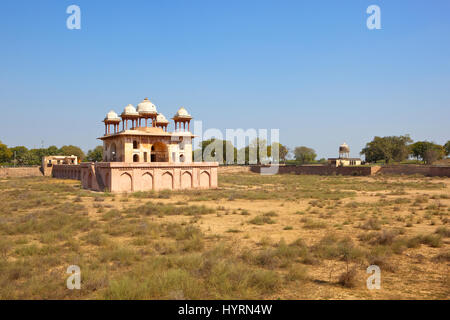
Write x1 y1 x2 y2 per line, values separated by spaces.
52 165 82 180
378 165 450 177
249 164 450 177
250 165 376 176
0 166 43 178
218 165 252 174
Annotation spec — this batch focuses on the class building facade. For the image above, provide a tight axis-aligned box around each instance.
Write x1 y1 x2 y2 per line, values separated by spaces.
42 155 78 176
327 143 362 167
51 98 218 192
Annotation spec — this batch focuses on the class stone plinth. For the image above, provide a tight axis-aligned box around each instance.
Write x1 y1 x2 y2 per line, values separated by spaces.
77 162 218 192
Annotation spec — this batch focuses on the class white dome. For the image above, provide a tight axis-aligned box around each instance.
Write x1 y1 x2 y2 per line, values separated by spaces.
105 110 119 120
122 104 138 116
137 98 157 114
174 107 191 118
156 113 169 123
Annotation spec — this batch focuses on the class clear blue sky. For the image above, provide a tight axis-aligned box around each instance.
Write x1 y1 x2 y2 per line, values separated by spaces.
1 0 449 158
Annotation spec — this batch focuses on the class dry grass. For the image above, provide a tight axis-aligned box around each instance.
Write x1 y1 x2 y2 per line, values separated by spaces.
0 173 449 299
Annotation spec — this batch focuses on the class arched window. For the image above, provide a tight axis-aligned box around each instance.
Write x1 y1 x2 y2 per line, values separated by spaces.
133 154 139 162
179 154 185 162
133 140 138 149
110 143 117 162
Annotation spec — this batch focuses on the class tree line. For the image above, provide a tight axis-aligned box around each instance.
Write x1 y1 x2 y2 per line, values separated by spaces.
1 135 448 166
196 136 450 165
360 135 450 164
0 141 103 166
194 138 325 165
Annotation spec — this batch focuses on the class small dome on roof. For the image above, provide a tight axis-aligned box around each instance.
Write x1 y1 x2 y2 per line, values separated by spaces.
122 104 138 116
105 110 119 120
174 107 191 118
137 98 157 114
156 113 169 123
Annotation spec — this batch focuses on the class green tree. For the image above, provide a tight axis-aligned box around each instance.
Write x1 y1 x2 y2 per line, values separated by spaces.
410 141 445 163
423 144 445 164
22 149 42 165
0 140 13 163
360 135 412 164
86 146 103 162
59 145 85 162
267 142 289 163
46 145 60 156
410 141 428 161
294 146 317 164
241 138 270 164
9 146 28 165
199 139 237 164
444 140 450 156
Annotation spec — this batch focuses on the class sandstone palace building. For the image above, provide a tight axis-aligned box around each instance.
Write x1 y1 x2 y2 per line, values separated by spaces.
51 98 218 192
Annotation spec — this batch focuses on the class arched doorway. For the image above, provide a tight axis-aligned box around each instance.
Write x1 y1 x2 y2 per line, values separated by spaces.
119 173 132 192
110 143 117 162
151 142 168 162
133 154 139 162
161 172 173 190
200 171 210 188
141 172 153 191
181 171 192 189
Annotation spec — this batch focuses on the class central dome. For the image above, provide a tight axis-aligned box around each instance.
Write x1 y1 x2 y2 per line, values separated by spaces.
137 98 157 114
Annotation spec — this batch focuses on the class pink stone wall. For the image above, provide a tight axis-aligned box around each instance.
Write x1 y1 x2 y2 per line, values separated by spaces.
78 162 218 193
51 165 82 180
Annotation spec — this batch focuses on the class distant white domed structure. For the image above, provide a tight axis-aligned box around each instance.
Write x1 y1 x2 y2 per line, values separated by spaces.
327 142 361 167
339 142 350 155
339 142 350 159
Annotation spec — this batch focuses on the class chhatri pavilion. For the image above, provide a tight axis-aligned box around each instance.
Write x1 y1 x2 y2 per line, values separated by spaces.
51 98 218 192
